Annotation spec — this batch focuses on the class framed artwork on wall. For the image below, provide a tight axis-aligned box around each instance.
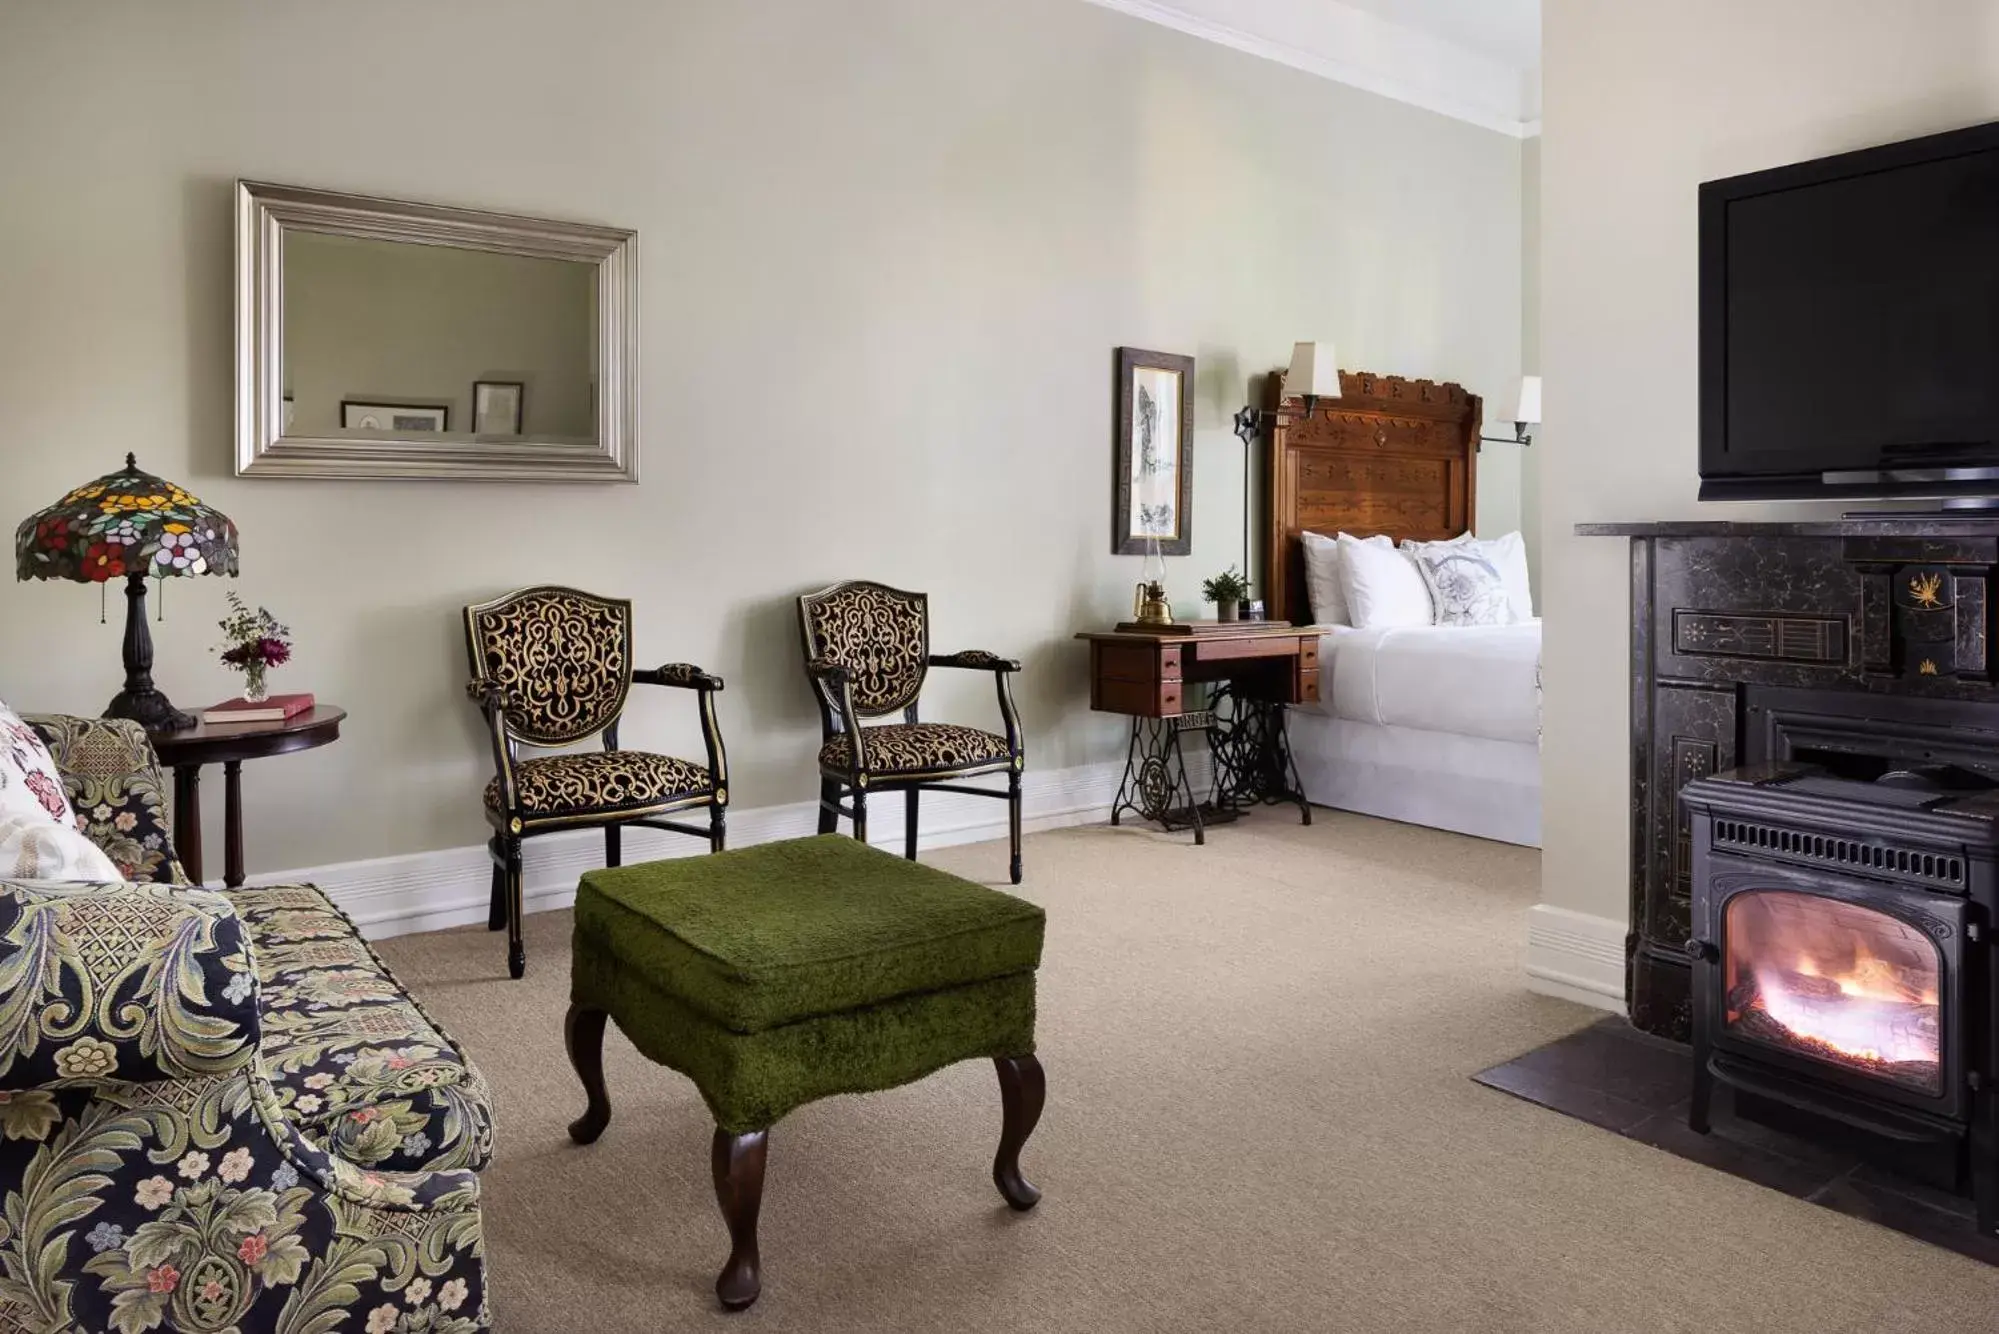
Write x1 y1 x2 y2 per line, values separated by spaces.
1112 346 1194 555
341 401 448 432
473 380 525 435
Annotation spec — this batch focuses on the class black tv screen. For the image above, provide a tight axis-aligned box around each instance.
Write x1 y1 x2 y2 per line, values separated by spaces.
1699 121 1999 502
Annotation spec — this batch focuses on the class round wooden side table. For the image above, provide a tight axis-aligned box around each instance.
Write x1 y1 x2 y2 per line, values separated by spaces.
148 705 346 888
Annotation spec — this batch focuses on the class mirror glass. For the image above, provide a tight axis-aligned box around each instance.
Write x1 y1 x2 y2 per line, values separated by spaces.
281 232 598 443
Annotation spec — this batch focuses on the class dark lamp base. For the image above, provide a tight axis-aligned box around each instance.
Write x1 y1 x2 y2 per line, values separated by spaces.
106 686 196 734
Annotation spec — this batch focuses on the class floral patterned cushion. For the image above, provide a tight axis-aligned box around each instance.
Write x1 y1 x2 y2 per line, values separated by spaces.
819 722 1011 775
228 884 495 1175
484 750 713 819
29 713 190 885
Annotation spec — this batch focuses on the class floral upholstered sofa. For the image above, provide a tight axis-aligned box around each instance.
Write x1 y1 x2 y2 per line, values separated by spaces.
0 716 493 1332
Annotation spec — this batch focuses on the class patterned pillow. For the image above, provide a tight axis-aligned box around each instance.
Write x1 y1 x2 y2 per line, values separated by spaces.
0 812 122 880
1406 542 1512 626
0 698 120 880
0 698 83 830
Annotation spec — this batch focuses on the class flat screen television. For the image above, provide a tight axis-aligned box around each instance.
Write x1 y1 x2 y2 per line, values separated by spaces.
1699 120 1999 503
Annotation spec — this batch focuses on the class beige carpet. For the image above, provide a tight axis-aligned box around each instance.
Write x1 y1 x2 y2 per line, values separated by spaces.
377 816 1999 1332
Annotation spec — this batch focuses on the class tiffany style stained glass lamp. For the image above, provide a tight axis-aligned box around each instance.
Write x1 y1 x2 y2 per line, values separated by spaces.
14 454 240 732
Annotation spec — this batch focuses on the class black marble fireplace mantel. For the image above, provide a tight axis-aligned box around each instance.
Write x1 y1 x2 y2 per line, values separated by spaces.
1581 517 1999 1040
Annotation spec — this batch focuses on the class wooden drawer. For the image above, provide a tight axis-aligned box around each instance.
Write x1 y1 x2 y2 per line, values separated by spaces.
1097 677 1183 717
1297 669 1319 704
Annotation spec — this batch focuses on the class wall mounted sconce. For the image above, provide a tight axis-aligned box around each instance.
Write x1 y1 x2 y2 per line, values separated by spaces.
1230 343 1340 609
1479 375 1540 449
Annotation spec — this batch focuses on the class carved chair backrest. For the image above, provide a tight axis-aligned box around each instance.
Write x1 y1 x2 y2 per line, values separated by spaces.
797 581 930 723
464 585 632 747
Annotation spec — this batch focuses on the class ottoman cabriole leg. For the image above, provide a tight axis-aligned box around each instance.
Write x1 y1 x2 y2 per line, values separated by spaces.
712 1128 769 1311
992 1054 1045 1210
564 1004 612 1145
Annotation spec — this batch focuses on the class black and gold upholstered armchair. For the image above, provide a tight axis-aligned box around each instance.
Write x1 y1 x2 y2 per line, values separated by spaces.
465 585 728 978
798 580 1025 883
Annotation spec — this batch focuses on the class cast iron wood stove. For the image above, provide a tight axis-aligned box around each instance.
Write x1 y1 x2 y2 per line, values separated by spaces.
1682 764 1999 1233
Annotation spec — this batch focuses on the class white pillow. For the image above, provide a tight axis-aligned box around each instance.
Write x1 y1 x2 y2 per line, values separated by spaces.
1301 531 1389 626
0 701 119 882
0 701 82 830
0 813 122 881
1406 543 1513 626
1337 533 1434 628
1402 531 1534 623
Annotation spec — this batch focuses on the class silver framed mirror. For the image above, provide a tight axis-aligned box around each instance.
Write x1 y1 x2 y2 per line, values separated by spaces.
235 181 639 482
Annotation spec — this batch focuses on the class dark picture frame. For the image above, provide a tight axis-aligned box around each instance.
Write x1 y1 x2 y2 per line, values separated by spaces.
1113 347 1194 555
472 380 526 435
340 400 449 432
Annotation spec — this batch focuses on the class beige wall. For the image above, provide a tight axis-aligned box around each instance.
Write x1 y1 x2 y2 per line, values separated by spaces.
0 0 1523 875
285 234 596 438
1539 1 1999 927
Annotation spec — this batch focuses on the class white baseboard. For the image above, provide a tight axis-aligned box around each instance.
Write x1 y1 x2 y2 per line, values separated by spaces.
265 761 1126 940
1524 904 1627 1013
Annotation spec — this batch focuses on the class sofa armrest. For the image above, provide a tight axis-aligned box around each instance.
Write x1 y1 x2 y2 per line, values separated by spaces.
26 714 189 885
0 880 260 1087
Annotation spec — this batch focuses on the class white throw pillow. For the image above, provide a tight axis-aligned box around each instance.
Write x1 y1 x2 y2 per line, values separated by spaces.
0 700 119 881
0 813 122 881
1406 542 1513 626
1301 530 1389 626
1337 533 1434 628
1401 531 1534 623
0 700 82 830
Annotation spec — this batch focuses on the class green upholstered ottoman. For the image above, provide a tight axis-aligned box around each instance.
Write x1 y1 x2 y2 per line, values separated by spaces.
564 834 1047 1310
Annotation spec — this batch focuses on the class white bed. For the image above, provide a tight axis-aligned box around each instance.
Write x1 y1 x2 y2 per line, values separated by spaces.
1288 622 1542 846
1261 370 1542 847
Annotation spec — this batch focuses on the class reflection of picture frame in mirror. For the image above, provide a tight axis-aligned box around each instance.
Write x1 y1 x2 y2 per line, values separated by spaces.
473 380 525 435
341 401 449 432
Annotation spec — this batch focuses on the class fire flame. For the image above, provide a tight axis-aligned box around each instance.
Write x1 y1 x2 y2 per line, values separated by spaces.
1750 938 1938 1069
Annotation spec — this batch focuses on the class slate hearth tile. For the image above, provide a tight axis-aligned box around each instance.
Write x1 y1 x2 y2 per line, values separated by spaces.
1810 1174 1999 1266
1627 1105 1858 1200
1479 1016 1691 1108
1476 1019 1999 1269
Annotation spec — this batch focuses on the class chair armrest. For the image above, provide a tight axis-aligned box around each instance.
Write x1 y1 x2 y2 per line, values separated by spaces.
634 665 730 792
634 663 724 692
928 650 1021 673
464 679 509 714
805 658 866 772
0 881 260 1087
804 657 851 686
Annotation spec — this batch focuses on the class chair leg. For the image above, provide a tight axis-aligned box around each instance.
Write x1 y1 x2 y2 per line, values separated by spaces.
486 841 506 932
565 1004 612 1144
710 803 728 853
712 1127 769 1311
817 778 840 835
1008 769 1023 885
993 1054 1045 1210
904 788 920 861
852 787 869 846
505 837 526 980
605 824 622 868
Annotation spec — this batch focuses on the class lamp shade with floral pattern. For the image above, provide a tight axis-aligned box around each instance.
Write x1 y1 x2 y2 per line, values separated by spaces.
15 453 239 584
14 454 239 732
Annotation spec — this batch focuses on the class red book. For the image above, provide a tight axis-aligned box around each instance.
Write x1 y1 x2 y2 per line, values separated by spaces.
202 693 314 725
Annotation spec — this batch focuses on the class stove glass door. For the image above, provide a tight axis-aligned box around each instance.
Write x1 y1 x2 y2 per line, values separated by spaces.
1722 889 1942 1096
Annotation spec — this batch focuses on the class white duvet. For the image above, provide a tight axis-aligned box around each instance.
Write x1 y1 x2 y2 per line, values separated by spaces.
1307 621 1542 745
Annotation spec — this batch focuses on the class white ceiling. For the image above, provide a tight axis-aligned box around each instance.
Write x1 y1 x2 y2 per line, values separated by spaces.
1081 0 1541 136
1334 0 1540 74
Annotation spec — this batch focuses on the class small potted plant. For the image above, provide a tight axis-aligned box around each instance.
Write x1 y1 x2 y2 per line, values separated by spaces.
216 592 292 703
1201 565 1251 622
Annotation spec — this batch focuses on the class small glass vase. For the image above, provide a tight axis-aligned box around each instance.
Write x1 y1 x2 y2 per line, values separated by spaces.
241 662 268 704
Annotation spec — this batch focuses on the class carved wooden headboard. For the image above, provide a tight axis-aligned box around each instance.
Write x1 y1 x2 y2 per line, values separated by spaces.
1262 371 1481 626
